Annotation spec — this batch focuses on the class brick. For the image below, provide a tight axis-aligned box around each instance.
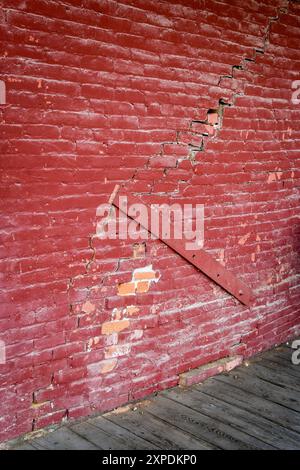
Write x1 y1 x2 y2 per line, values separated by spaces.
149 156 177 168
133 271 156 281
105 344 131 359
101 319 130 335
101 359 118 374
179 356 244 387
81 301 96 314
117 282 136 296
136 281 150 293
223 355 244 372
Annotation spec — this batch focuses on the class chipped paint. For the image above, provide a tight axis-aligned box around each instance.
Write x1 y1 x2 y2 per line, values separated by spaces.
126 306 139 316
82 300 96 314
118 265 160 296
267 173 277 183
267 167 283 183
105 344 131 358
100 359 117 374
101 319 130 335
238 232 251 245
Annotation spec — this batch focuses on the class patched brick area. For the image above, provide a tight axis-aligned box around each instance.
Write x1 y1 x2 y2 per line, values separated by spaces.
0 0 300 443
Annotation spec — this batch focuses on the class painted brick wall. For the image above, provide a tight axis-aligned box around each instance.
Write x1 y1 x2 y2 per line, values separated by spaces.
1 0 300 442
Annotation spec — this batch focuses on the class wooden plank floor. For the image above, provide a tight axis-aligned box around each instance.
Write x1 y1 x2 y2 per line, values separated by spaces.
11 344 300 450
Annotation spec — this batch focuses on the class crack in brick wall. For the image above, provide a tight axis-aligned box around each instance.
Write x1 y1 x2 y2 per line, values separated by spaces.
122 2 291 197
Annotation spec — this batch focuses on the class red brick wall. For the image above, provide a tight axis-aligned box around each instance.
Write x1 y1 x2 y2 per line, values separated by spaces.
1 0 300 442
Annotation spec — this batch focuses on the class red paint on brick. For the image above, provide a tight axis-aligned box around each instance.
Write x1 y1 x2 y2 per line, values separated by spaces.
1 0 300 444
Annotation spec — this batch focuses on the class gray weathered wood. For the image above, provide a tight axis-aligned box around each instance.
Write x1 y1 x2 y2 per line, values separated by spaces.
14 442 37 450
30 427 100 450
253 356 300 379
90 415 155 450
243 362 300 392
216 369 300 412
199 376 300 435
144 394 258 450
106 406 213 450
169 387 299 449
70 418 154 450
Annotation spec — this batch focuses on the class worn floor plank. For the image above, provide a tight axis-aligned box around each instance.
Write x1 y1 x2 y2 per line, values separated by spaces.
255 356 300 379
9 344 300 450
69 419 153 450
216 368 300 413
11 442 36 450
199 376 300 434
86 415 155 450
143 395 258 450
28 427 100 450
163 388 276 449
105 406 212 450
171 385 300 449
241 362 299 392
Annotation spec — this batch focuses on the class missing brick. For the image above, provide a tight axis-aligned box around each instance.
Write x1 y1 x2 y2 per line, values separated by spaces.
133 242 146 259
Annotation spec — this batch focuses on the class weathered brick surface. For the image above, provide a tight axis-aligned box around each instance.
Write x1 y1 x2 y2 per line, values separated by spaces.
179 355 243 387
0 0 300 442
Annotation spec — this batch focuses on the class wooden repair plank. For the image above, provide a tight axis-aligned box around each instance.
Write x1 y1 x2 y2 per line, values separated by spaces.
112 190 253 306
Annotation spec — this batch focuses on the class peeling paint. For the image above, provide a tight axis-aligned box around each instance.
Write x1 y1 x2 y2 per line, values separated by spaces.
101 319 130 335
238 232 251 245
105 344 131 359
100 359 117 374
118 265 160 296
82 301 96 314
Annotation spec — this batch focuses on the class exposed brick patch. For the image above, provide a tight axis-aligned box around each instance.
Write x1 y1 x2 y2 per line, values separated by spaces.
87 358 117 375
101 319 130 335
136 281 150 293
118 265 160 296
117 282 136 296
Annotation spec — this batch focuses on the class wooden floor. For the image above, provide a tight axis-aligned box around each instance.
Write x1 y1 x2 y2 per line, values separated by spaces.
11 344 300 450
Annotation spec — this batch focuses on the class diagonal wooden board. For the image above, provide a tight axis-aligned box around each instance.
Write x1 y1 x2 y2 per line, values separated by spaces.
111 186 253 306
